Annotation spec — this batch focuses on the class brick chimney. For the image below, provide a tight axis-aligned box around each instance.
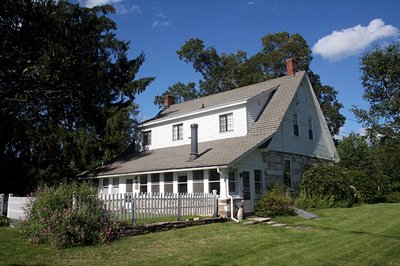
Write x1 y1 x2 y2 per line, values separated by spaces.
164 95 175 109
286 58 297 77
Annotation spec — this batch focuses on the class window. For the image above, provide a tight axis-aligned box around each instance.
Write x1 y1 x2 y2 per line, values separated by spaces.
228 171 237 193
164 172 173 193
112 177 119 194
284 159 292 188
139 174 147 193
102 178 109 194
292 113 299 136
219 113 233 132
126 179 133 193
151 173 160 193
208 169 220 194
254 170 262 195
173 124 183 140
178 174 187 193
143 130 151 146
308 118 314 140
193 170 204 193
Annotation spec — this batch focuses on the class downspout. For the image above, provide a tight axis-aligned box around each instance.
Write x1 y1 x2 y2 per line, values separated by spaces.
217 167 239 223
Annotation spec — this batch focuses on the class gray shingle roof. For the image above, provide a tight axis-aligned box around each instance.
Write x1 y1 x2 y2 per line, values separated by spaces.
86 71 306 177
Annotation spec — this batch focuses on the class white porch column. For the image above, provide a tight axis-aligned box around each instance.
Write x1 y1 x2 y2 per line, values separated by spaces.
187 171 194 193
219 168 228 199
173 172 178 193
160 173 165 193
204 169 209 193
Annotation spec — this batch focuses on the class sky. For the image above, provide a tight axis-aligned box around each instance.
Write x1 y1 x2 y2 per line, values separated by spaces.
79 0 400 138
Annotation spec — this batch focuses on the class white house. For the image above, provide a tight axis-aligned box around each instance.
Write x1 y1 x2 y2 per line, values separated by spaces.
84 59 339 216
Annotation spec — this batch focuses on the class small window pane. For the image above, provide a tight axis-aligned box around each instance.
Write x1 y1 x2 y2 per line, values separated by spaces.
208 169 219 194
173 124 183 140
178 174 187 193
164 172 173 193
229 171 236 193
308 118 313 140
126 179 133 193
254 170 262 195
140 174 147 193
293 113 299 136
143 131 151 145
193 170 204 193
284 160 292 188
151 173 160 193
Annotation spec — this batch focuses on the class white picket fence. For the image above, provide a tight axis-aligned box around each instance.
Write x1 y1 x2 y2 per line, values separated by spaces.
7 195 32 220
99 192 217 223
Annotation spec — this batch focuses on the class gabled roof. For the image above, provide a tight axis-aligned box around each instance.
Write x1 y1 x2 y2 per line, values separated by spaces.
85 71 306 178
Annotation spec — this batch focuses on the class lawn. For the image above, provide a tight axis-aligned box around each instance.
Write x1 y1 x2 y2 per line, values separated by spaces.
1 203 399 266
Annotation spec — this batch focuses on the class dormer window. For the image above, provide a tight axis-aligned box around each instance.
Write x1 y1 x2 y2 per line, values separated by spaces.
219 113 233 132
173 123 183 140
143 130 151 145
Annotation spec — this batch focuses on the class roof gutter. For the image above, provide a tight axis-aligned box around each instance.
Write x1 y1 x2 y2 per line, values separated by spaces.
81 165 229 179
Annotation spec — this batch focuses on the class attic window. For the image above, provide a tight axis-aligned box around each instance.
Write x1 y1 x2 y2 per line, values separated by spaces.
293 113 299 136
219 113 233 132
143 130 151 145
308 117 314 140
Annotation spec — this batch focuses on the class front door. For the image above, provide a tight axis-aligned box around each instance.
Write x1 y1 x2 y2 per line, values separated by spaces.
242 171 254 213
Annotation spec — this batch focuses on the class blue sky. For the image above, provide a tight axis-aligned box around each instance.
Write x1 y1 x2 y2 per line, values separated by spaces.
80 0 400 138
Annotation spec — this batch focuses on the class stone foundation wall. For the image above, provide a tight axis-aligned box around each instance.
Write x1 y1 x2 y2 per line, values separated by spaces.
263 150 325 192
123 217 227 237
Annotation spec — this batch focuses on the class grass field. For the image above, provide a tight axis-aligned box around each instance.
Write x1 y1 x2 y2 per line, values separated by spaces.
1 203 399 265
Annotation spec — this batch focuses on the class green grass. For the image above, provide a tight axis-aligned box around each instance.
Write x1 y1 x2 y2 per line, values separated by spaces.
1 203 399 265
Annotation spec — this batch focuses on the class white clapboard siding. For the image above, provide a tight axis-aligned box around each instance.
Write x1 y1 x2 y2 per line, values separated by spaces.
99 192 216 222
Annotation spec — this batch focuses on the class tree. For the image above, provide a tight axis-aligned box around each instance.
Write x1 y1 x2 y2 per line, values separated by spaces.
352 42 400 140
153 82 197 109
155 33 345 136
0 0 154 194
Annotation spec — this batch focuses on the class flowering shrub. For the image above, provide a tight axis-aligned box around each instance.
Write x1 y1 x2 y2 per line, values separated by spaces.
21 183 122 249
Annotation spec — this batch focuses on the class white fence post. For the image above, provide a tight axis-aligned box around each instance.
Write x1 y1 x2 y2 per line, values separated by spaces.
0 194 4 215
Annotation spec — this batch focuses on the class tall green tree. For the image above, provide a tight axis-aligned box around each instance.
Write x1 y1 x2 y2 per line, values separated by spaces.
352 42 400 141
155 33 345 136
0 0 154 194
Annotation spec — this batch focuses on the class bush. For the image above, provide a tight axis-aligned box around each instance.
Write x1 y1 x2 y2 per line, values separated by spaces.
386 192 400 203
21 182 122 249
348 169 390 203
295 164 359 210
255 183 295 217
0 216 9 227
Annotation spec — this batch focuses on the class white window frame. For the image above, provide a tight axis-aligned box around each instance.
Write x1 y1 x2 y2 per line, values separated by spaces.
219 113 234 133
173 123 183 140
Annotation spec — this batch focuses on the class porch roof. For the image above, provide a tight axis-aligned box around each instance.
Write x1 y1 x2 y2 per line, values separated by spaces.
82 71 306 178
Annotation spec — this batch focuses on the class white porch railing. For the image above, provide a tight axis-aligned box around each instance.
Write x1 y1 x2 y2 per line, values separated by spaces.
99 192 218 223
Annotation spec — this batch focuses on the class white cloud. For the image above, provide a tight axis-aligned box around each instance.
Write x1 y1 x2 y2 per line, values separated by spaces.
152 20 170 28
157 13 167 19
115 4 140 14
358 127 367 136
312 19 399 61
247 1 255 6
83 0 121 8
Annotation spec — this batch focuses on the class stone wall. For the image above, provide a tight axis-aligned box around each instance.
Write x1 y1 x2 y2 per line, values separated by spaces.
263 150 323 192
122 217 227 237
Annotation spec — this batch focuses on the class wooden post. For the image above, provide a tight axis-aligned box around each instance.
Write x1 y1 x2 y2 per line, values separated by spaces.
177 193 182 221
212 190 218 218
132 197 136 225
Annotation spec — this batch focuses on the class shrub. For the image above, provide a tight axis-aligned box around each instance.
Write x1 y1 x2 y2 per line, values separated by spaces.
21 182 122 249
0 216 9 227
386 192 400 203
296 164 359 210
348 169 390 203
255 183 295 217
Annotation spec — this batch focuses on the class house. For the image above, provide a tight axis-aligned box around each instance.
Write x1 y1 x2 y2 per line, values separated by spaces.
84 59 339 216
